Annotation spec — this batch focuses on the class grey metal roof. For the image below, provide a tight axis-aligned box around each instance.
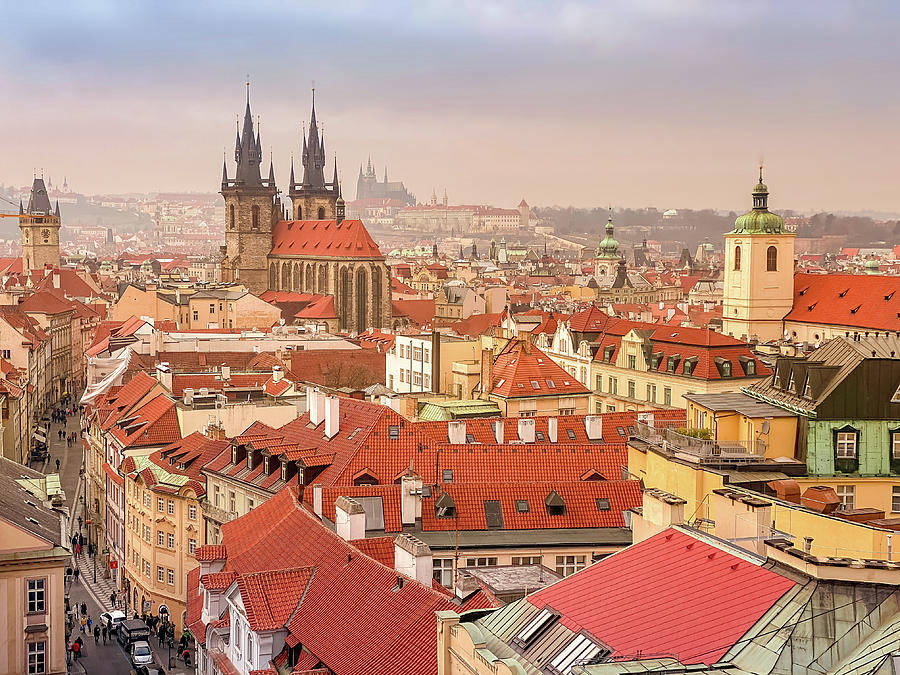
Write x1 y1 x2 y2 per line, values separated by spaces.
682 392 796 418
0 456 66 548
409 526 632 550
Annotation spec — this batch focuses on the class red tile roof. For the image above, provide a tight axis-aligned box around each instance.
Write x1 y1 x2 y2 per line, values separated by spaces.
391 299 435 327
195 544 227 562
420 480 641 531
445 312 503 338
527 527 796 665
294 295 336 320
236 568 314 631
271 220 383 259
347 537 395 567
108 393 180 447
490 341 590 398
785 272 900 332
19 290 76 315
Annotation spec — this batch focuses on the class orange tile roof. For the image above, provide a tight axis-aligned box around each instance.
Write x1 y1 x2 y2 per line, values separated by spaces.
785 272 900 332
271 220 383 259
236 568 314 631
490 340 591 398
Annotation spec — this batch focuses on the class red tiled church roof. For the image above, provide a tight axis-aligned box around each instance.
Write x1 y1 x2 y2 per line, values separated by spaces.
271 220 383 259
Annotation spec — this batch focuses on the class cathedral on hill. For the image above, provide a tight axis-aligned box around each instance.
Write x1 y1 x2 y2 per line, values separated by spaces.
218 91 391 334
355 158 415 205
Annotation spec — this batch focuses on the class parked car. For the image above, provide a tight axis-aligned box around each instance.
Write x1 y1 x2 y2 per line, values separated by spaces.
135 666 166 675
129 640 154 667
99 609 126 634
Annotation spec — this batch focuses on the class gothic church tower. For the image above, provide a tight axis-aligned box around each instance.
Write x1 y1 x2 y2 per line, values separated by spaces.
20 177 61 275
220 89 279 295
288 91 339 221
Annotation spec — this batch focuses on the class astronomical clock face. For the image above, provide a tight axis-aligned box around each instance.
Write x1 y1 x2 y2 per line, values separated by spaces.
41 228 50 241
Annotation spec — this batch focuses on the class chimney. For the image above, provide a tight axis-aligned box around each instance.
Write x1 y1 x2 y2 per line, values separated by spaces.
334 496 365 540
204 419 226 441
393 533 433 586
447 420 466 445
221 364 231 381
183 388 194 405
800 486 840 514
400 473 423 525
642 488 686 529
548 417 558 443
584 415 603 440
492 419 504 444
309 388 324 425
156 362 173 392
324 395 340 438
479 348 494 399
272 365 283 383
52 271 60 289
312 484 323 517
518 418 535 443
431 330 441 393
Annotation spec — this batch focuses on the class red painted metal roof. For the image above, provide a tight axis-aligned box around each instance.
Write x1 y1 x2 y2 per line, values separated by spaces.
527 528 796 664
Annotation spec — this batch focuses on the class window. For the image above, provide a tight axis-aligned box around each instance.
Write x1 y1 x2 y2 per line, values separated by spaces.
555 554 586 576
595 374 602 391
836 485 855 511
167 569 175 585
646 384 656 402
144 560 151 577
26 579 45 613
433 558 453 587
892 487 900 513
214 485 221 508
189 538 197 555
229 204 235 229
559 407 575 416
442 469 454 483
531 380 540 390
466 557 498 567
251 204 260 229
548 635 608 674
167 533 175 549
511 556 542 565
157 531 165 546
144 492 151 508
628 355 636 369
627 380 636 399
209 304 215 314
143 525 151 542
192 310 199 321
27 641 45 675
229 491 236 513
515 499 530 513
189 504 197 520
733 245 741 271
683 357 697 375
167 500 175 515
247 497 255 511
157 566 165 583
608 377 617 395
606 404 616 412
513 608 558 649
766 245 778 271
664 387 672 406
0 349 9 359
388 425 400 440
596 498 611 511
836 432 857 458
892 432 900 459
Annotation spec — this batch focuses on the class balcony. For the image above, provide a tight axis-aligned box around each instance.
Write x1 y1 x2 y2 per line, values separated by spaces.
633 421 766 463
200 499 236 526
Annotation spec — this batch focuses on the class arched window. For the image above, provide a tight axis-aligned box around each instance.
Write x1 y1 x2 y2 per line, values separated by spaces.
317 207 326 220
766 246 777 271
296 205 302 220
252 205 260 229
733 245 741 271
229 204 235 229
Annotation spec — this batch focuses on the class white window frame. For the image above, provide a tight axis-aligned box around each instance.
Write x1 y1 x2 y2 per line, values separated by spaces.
157 566 165 583
189 504 197 520
836 431 857 458
555 554 586 577
27 641 46 675
836 485 855 511
26 579 45 613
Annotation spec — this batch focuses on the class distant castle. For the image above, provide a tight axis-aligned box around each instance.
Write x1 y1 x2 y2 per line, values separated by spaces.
356 158 415 205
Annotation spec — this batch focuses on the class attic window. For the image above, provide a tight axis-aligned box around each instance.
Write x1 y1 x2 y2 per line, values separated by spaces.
531 380 540 390
803 377 813 399
714 357 732 378
603 345 615 362
667 355 681 373
484 500 504 529
348 427 362 440
435 492 456 518
442 469 454 483
650 352 663 369
535 431 545 441
839 288 849 298
548 635 610 674
616 426 626 437
739 355 756 376
518 383 525 388
850 305 861 314
596 498 611 511
546 379 556 388
545 490 566 516
566 429 576 440
683 356 698 376
496 378 506 388
388 425 400 440
515 499 530 513
513 608 558 649
465 433 475 443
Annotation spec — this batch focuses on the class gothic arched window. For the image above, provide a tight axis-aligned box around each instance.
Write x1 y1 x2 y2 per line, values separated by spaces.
252 205 260 230
317 207 325 220
733 245 741 271
766 246 777 271
229 205 235 229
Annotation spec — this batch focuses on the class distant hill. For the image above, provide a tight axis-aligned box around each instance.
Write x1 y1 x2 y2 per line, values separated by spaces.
0 196 153 239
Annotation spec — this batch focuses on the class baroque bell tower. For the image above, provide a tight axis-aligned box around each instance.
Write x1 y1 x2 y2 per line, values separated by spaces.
220 85 279 294
20 177 61 275
288 89 339 221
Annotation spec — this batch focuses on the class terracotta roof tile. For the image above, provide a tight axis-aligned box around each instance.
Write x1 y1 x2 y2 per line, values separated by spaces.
271 220 383 259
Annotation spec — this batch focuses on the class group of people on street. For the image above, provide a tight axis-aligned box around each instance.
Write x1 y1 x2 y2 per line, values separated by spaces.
139 612 192 665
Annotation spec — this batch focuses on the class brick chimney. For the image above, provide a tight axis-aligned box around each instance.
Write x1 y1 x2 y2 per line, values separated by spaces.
155 362 173 392
400 473 422 526
335 496 365 540
394 533 433 586
272 365 283 383
517 418 535 443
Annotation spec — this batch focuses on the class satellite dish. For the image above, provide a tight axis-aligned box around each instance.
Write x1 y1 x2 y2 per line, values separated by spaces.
761 420 771 434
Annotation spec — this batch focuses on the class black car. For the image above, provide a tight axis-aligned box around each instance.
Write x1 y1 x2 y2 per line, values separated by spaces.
134 667 166 675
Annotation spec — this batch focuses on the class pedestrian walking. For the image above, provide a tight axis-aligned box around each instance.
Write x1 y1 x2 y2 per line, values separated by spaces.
182 648 191 667
93 624 100 645
79 533 85 547
71 641 81 661
55 458 60 471
75 541 81 555
87 616 93 632
102 624 108 644
58 429 63 441
88 543 94 557
110 591 117 608
80 616 87 633
80 602 87 616
73 568 80 583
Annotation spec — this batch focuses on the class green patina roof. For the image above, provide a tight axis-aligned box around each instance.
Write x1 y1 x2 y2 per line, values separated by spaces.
417 399 502 421
730 171 788 235
597 217 620 259
129 455 190 489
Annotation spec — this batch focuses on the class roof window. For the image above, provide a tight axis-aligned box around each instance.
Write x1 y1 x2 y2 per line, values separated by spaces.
512 608 558 649
535 431 545 441
495 378 506 388
545 490 566 516
484 500 504 529
348 427 362 440
388 425 400 440
465 433 475 443
667 354 681 373
683 356 698 376
515 499 530 513
434 492 456 519
596 498 611 511
531 380 540 390
441 469 454 483
548 635 610 674
566 429 576 440
546 379 556 388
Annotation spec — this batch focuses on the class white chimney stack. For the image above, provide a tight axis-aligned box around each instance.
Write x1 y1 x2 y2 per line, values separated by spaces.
492 419 504 444
518 418 535 443
325 396 340 438
221 364 231 381
447 420 466 445
400 473 422 525
548 417 558 443
309 388 324 425
393 533 433 586
585 415 603 440
156 362 173 392
53 271 60 289
312 484 323 517
335 496 365 541
272 365 283 383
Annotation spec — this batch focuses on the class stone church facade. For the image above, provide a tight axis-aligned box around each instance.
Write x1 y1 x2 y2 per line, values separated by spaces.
19 177 61 275
219 92 391 333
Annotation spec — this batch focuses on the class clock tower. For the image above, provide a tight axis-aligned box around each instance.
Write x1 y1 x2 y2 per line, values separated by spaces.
20 177 61 275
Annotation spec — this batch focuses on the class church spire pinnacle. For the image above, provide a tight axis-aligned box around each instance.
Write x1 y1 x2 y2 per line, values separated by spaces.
300 87 328 189
232 85 263 186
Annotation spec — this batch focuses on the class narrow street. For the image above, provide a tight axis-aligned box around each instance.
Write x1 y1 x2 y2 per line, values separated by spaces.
38 398 193 674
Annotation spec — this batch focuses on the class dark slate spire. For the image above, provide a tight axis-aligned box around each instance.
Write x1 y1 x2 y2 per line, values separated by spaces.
233 92 263 186
19 200 23 215
358 164 363 178
26 178 52 214
268 157 275 185
301 89 327 188
54 200 60 217
384 166 388 183
332 159 339 192
221 159 228 186
290 157 296 187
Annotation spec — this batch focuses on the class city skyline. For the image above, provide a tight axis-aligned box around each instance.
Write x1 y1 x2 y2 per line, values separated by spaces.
3 1 900 213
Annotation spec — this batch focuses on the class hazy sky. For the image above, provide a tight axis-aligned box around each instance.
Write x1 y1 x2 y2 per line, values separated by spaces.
3 1 900 214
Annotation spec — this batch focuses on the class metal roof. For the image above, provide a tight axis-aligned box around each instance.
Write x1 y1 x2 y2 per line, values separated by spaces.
683 392 796 417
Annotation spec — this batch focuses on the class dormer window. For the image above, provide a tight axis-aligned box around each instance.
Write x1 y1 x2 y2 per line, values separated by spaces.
231 447 238 465
247 453 253 471
667 354 681 373
545 490 566 516
739 355 756 376
714 357 732 378
435 492 456 519
263 457 269 474
683 356 698 376
803 377 813 399
280 461 287 482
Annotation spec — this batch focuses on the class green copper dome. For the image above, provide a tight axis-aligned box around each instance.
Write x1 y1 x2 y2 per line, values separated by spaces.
730 168 786 235
597 217 620 259
865 257 880 273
